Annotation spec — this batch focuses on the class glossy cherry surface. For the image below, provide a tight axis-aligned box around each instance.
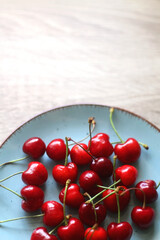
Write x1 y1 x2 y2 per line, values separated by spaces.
85 226 107 240
90 157 113 178
21 185 44 212
46 138 68 161
70 143 92 165
30 227 58 240
114 165 138 186
22 162 48 186
114 138 141 164
131 206 155 228
107 221 133 240
135 180 158 203
23 137 46 159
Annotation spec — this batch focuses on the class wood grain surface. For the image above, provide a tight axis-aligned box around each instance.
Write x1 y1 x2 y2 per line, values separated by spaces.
0 0 160 145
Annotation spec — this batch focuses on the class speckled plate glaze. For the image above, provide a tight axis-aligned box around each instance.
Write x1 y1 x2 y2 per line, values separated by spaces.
0 104 159 240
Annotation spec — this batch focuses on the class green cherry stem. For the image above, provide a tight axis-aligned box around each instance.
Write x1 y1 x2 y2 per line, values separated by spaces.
64 137 69 166
49 219 66 235
110 108 124 143
116 194 121 224
63 179 71 225
84 192 97 224
156 181 160 189
94 189 119 206
0 156 29 168
0 171 23 183
0 213 44 224
0 184 23 199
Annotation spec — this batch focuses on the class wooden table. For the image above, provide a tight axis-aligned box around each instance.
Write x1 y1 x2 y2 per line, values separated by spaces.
0 0 160 145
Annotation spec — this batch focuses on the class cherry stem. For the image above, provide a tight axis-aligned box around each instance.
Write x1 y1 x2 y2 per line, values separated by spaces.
138 142 149 150
156 181 160 189
116 193 121 224
0 184 23 199
0 156 29 168
63 179 71 225
87 117 94 151
94 189 118 206
64 137 69 166
85 180 121 204
0 213 44 224
49 219 66 235
68 137 95 160
113 155 117 185
110 108 124 143
0 171 23 183
84 192 97 224
68 117 96 146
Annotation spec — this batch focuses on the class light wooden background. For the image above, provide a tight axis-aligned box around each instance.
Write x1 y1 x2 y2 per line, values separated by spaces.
0 0 160 145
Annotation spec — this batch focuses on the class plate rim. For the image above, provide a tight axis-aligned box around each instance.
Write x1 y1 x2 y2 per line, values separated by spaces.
1 103 159 148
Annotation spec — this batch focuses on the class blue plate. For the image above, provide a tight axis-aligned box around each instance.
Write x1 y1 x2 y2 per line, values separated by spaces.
0 104 159 239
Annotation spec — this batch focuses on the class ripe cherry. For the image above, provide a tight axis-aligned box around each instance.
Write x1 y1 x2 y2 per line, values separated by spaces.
85 224 107 240
57 217 85 240
135 180 159 203
23 137 46 159
79 170 102 196
131 206 155 228
31 227 58 240
22 162 48 186
114 165 138 186
21 185 44 212
46 138 69 161
88 133 113 158
102 186 130 212
59 183 85 208
107 221 133 240
90 157 113 178
70 143 92 165
79 202 107 227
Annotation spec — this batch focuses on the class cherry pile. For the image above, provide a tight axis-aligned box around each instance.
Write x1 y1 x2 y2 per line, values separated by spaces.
0 109 159 240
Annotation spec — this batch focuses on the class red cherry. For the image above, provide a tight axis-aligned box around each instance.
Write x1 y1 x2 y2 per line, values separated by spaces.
57 217 85 240
102 186 130 212
59 183 85 208
30 227 58 240
41 201 64 227
90 157 113 178
21 185 44 212
131 206 155 228
114 138 141 164
88 133 113 158
52 162 78 186
70 143 92 165
46 139 69 161
85 226 107 240
23 137 46 159
107 221 133 240
135 180 158 203
114 165 138 186
79 202 107 227
22 162 48 186
79 170 102 196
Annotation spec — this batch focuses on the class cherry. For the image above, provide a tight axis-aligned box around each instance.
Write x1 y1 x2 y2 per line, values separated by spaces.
41 201 64 227
114 138 141 164
70 143 92 165
135 180 159 203
79 202 107 227
21 185 44 212
57 217 85 240
23 137 46 159
114 165 138 187
46 138 69 161
22 162 48 186
107 221 133 240
102 186 130 212
131 206 155 228
79 170 102 196
85 224 107 240
31 227 58 240
88 133 113 158
90 157 113 178
59 183 85 208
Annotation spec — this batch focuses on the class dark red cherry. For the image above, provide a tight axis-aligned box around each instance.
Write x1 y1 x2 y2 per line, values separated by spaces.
131 206 155 228
70 143 92 165
79 202 107 227
21 185 44 212
114 165 138 186
85 226 107 240
23 137 46 159
88 133 113 158
79 170 102 196
22 162 48 186
31 227 58 240
135 180 158 203
90 157 113 178
107 222 133 240
46 139 69 161
102 186 130 212
114 138 141 164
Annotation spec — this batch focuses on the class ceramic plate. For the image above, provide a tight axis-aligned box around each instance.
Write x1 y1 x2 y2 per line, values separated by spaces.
0 104 159 239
